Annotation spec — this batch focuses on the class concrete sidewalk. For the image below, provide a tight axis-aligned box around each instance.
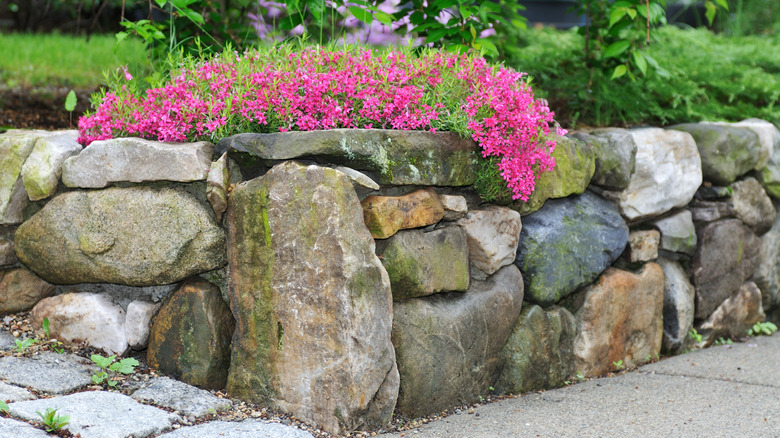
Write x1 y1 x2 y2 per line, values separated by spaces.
383 335 780 438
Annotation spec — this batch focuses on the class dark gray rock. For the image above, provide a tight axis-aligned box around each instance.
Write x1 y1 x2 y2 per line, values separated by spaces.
147 278 234 390
218 129 478 186
515 190 628 307
692 219 761 320
572 128 636 191
9 391 180 438
651 210 697 256
689 200 735 223
730 177 776 235
670 123 760 185
0 330 16 350
493 305 576 395
657 258 696 354
131 377 232 418
158 420 315 438
378 227 469 300
0 352 93 394
14 186 226 286
392 265 524 417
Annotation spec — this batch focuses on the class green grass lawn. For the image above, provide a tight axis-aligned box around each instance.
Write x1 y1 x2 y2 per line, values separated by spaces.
0 32 151 89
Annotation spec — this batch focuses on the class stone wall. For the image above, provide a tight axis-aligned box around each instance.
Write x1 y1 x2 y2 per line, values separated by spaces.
1 121 779 434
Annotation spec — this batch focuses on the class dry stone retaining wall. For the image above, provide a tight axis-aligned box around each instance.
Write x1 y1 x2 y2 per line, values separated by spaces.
1 121 779 434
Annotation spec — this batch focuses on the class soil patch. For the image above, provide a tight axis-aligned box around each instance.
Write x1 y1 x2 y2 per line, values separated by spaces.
0 86 96 133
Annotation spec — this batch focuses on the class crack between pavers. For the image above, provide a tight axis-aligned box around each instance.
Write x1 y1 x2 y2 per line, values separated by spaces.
639 370 780 390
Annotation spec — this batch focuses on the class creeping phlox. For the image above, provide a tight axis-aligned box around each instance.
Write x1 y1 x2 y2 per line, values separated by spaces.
79 47 564 200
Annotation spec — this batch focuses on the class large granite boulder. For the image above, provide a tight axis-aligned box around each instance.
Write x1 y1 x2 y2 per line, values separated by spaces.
603 128 701 222
692 219 761 319
0 268 55 315
377 227 469 300
361 189 444 239
571 128 636 191
30 293 128 355
0 130 54 224
651 210 697 256
510 135 595 215
565 263 664 377
670 123 759 185
218 129 478 186
226 162 398 435
755 123 780 199
62 137 213 188
14 186 226 286
751 209 780 312
457 205 522 278
729 177 776 235
20 132 81 201
392 265 524 417
516 191 628 307
147 278 234 390
657 258 695 354
493 304 576 395
698 281 765 341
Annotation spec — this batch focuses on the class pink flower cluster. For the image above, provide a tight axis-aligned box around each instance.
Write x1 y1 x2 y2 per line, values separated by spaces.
78 48 563 200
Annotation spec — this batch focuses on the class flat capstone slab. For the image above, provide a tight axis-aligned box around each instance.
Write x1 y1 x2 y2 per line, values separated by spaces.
9 391 181 438
0 352 93 394
0 417 50 437
158 419 315 438
0 380 35 402
131 376 232 418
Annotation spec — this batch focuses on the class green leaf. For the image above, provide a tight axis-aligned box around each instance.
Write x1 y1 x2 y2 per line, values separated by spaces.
611 65 628 79
425 28 449 44
714 0 728 10
459 5 473 20
348 6 374 25
309 0 326 24
90 354 115 369
373 11 393 26
475 38 497 55
626 8 637 19
603 40 631 58
608 8 627 27
110 357 140 375
42 317 50 338
0 400 8 413
705 2 716 25
632 51 648 76
178 8 204 24
64 90 77 112
154 0 167 7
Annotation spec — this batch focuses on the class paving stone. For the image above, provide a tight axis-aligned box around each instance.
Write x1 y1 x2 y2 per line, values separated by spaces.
131 377 232 418
158 419 315 438
0 417 49 437
0 352 93 394
9 391 180 438
0 381 35 402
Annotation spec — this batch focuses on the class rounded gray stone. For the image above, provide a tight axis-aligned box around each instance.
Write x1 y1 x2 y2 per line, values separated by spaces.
131 377 232 418
158 419 315 438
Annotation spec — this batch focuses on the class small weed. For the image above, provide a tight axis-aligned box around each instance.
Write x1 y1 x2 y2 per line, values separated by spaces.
41 318 50 339
13 338 37 354
36 408 69 433
90 354 139 389
0 400 8 414
713 337 734 346
747 321 778 337
488 386 494 392
688 328 703 344
576 371 586 381
612 360 624 371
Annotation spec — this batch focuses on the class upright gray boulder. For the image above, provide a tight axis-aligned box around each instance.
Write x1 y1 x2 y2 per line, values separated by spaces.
692 219 760 319
571 128 636 191
729 177 776 235
0 130 53 224
651 210 697 256
751 208 780 312
14 187 226 286
226 162 398 435
657 258 695 354
20 132 81 201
